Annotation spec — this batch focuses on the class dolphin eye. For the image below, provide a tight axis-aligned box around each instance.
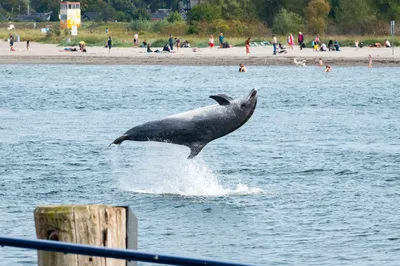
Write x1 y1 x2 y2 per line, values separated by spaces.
240 103 247 109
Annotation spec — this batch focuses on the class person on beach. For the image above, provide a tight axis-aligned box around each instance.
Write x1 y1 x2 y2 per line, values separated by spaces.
298 32 304 50
314 35 320 45
147 43 153 53
133 33 139 46
209 35 214 48
319 58 323 67
9 34 14 51
355 41 359 51
219 33 224 48
26 40 30 51
239 63 247 72
272 35 277 55
334 40 341 51
107 36 112 53
368 54 373 68
169 34 174 51
313 40 319 51
320 42 327 51
175 37 181 52
325 65 331 72
245 37 251 55
287 33 294 50
384 39 391 47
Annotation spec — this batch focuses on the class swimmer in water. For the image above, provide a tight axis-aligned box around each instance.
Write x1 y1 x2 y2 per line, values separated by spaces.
319 58 323 67
325 65 331 72
368 54 373 68
239 63 247 72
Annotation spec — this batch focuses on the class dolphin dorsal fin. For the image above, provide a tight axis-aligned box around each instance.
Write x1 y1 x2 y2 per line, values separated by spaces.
187 142 206 159
209 94 234 105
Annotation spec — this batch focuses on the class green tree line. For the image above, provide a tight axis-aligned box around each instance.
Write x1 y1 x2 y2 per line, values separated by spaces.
1 0 400 35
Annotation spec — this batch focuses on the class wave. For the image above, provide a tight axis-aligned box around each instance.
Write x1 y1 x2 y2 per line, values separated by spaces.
114 149 263 197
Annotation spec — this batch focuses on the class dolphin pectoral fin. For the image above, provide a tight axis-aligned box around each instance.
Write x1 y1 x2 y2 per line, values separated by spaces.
209 94 234 105
187 142 206 159
110 135 128 146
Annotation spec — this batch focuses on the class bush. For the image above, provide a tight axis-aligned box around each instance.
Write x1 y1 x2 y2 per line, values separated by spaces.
187 3 221 23
115 11 126 22
129 19 154 32
131 8 151 21
272 9 304 35
186 20 269 37
153 19 170 32
167 11 184 23
45 24 61 38
162 22 189 36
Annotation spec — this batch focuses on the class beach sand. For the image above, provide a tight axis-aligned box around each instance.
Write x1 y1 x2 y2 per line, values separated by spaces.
1 41 400 66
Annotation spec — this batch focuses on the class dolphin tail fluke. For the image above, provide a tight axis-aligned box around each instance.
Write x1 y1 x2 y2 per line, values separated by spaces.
187 142 206 159
109 135 128 146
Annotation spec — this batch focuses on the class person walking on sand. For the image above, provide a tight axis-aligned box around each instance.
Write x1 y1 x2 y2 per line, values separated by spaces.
319 58 323 67
107 36 112 54
245 37 251 55
219 32 224 48
26 40 30 51
298 32 304 50
9 34 14 50
287 33 294 50
209 35 214 48
368 54 373 68
272 35 277 55
175 37 181 52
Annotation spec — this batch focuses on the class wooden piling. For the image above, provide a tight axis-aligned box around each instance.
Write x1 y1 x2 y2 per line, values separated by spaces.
34 205 133 266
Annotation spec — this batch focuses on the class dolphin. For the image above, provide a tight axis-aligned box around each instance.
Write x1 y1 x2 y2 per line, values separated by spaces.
111 88 258 159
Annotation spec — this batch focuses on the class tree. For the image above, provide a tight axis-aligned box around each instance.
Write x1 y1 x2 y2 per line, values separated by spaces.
30 0 59 20
186 3 221 23
204 0 257 21
305 0 330 34
335 0 376 34
375 0 400 20
272 8 304 35
131 8 151 20
284 0 311 16
253 0 283 26
167 11 183 23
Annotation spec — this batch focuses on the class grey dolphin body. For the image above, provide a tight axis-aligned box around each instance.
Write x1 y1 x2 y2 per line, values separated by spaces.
111 88 258 159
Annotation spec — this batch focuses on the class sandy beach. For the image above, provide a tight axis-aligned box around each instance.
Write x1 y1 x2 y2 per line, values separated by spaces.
1 41 400 66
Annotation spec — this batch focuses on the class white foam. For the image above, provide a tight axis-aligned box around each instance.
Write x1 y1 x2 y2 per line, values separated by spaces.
114 145 263 197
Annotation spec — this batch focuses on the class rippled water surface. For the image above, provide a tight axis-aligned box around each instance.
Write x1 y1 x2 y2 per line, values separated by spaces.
0 65 399 265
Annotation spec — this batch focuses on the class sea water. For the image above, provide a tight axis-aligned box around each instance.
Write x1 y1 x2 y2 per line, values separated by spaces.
0 65 399 265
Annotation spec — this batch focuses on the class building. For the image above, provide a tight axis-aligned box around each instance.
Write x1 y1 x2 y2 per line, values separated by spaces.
14 12 52 22
59 1 81 29
82 12 100 21
149 9 171 21
180 0 201 11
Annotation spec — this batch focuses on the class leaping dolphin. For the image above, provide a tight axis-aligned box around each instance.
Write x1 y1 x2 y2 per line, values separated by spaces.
111 88 258 159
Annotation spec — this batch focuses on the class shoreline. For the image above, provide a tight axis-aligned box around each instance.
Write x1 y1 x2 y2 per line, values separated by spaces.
3 55 400 66
1 42 400 66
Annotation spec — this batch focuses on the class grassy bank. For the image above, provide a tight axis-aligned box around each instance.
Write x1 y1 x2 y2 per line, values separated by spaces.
1 22 399 48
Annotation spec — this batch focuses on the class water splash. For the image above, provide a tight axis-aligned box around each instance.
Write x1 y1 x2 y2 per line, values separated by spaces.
113 145 263 197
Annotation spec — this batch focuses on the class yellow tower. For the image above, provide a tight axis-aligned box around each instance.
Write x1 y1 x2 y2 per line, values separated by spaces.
60 1 81 29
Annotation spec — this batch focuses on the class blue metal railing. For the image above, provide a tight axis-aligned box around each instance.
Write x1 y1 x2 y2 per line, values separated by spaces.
0 236 256 266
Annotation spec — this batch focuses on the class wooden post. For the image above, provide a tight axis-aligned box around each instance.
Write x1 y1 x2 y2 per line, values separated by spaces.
34 205 135 266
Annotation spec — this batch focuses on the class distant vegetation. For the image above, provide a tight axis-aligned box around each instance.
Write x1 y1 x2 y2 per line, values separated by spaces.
1 0 400 36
